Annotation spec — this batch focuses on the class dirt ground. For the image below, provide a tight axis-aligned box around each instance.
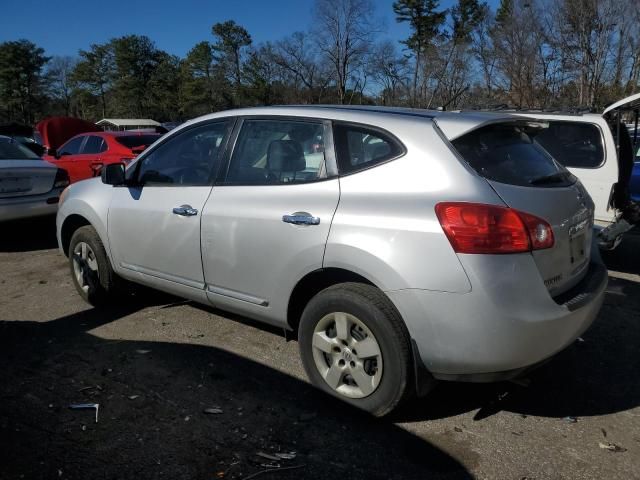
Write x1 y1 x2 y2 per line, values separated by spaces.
1 217 639 480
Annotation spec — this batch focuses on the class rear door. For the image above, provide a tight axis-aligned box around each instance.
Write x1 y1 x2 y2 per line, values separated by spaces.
200 117 340 326
450 121 595 296
78 135 108 177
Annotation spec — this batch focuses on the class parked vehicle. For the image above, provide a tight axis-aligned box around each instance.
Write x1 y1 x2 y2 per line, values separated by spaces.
56 106 607 415
35 116 101 152
0 136 69 222
631 148 640 202
498 93 640 229
44 131 162 184
0 123 46 156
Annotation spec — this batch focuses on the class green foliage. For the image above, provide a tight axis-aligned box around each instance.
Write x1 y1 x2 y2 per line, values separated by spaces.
451 0 486 43
0 40 50 123
211 20 252 91
393 0 446 53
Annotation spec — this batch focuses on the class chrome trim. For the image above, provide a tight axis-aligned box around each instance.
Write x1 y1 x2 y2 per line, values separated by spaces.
282 214 321 225
206 284 269 306
172 205 198 216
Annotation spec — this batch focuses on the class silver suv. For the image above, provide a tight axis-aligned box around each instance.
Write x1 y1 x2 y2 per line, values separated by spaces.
56 106 608 416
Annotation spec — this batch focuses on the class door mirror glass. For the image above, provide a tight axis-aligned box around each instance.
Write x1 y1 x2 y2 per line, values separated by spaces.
101 163 126 186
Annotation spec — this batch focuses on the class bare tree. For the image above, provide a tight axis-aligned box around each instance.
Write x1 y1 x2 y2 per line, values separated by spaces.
369 41 410 105
47 56 77 116
272 32 330 103
313 0 381 104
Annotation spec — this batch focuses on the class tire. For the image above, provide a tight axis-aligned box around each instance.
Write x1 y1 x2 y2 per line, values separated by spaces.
68 225 119 306
298 282 414 416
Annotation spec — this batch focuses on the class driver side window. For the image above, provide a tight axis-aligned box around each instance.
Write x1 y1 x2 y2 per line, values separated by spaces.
136 121 230 186
59 136 84 156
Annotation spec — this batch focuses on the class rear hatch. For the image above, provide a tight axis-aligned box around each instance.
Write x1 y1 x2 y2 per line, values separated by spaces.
449 120 595 296
0 160 57 198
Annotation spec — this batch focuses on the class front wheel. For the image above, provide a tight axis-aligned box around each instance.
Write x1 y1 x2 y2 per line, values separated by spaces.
69 225 120 306
298 282 413 416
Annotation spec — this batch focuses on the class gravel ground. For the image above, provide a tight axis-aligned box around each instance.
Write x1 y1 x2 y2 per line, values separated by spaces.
1 217 639 480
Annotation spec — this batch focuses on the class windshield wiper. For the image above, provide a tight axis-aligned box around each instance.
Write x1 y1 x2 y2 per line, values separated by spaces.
529 171 572 185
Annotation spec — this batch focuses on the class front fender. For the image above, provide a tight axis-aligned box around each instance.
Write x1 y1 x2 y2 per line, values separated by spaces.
56 179 114 260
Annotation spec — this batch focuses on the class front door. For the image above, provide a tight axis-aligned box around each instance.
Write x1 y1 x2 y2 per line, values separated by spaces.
201 118 340 326
107 120 232 299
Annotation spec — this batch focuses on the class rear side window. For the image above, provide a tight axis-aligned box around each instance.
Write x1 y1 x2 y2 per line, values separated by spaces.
333 124 403 174
452 123 575 188
0 138 40 160
224 119 326 185
533 121 604 169
81 136 106 154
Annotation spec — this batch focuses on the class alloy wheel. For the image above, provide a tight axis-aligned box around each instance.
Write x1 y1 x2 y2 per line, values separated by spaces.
311 311 383 399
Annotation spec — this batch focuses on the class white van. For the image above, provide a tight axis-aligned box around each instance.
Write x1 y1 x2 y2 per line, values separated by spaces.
468 93 640 229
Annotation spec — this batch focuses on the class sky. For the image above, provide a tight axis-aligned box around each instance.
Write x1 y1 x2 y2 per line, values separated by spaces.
1 0 498 58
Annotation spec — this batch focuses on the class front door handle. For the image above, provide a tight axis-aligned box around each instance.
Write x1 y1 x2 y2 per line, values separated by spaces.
282 213 320 225
173 205 198 216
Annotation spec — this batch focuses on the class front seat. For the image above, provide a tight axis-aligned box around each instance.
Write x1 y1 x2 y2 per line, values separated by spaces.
266 139 306 182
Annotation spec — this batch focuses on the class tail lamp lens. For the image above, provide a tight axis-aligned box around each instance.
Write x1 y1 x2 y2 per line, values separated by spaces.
435 202 554 254
53 168 70 188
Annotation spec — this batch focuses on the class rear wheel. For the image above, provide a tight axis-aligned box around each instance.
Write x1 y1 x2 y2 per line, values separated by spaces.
298 282 413 416
69 225 119 306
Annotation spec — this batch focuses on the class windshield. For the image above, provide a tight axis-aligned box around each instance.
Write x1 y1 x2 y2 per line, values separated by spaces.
115 135 160 149
0 137 40 160
452 123 575 188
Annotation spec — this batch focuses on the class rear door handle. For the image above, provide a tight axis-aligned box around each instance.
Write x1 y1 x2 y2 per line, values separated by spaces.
282 213 320 225
173 205 198 216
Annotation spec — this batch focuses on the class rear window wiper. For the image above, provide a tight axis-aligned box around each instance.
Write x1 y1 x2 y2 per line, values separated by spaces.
529 171 573 185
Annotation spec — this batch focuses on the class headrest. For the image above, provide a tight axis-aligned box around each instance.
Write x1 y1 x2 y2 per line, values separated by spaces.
267 140 306 172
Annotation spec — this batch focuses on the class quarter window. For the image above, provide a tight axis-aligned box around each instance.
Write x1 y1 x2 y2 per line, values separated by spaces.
533 121 604 169
333 124 402 174
136 121 229 186
224 119 326 185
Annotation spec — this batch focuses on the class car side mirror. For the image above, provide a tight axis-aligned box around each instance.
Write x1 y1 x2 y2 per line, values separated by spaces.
48 148 59 159
101 163 126 186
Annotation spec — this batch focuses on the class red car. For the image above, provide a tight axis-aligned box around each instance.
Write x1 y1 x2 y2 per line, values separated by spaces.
44 131 161 184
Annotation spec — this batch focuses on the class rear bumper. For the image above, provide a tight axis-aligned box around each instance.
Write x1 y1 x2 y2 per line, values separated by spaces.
387 251 607 379
0 191 61 222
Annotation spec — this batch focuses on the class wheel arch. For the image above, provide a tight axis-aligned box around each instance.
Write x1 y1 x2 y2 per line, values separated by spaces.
287 267 376 332
60 214 92 256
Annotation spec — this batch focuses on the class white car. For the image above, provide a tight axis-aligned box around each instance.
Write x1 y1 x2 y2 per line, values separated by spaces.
500 93 640 229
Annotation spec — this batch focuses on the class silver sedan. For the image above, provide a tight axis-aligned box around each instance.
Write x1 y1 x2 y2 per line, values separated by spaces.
0 136 69 222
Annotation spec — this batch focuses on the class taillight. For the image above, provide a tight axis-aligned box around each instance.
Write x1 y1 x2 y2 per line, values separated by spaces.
435 202 554 254
53 168 70 188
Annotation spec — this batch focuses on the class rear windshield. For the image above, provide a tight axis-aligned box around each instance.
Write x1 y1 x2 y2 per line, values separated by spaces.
533 121 604 169
0 138 40 160
115 135 159 149
452 123 575 188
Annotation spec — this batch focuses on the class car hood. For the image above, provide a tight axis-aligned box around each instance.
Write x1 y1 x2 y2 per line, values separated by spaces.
35 117 101 150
